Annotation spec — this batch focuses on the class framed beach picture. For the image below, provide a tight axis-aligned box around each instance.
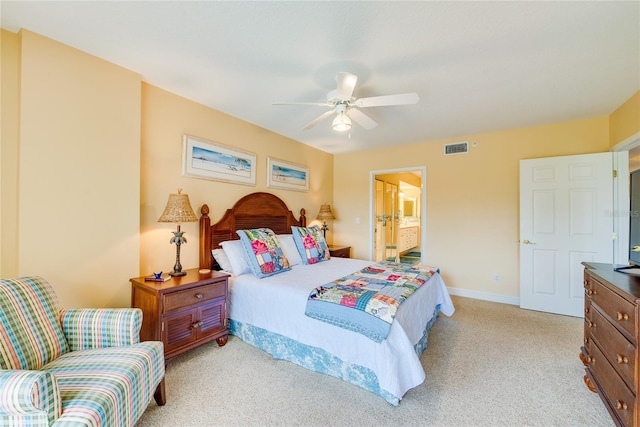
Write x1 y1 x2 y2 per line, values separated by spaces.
266 157 309 192
182 135 256 186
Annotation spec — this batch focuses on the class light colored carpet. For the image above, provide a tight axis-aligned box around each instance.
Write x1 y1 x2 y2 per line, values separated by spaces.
137 296 613 426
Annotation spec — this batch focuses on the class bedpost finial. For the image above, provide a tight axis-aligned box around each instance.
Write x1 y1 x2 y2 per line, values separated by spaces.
201 204 210 217
299 208 306 227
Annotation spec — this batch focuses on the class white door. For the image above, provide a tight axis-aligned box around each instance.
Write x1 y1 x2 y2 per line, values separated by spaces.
519 152 614 317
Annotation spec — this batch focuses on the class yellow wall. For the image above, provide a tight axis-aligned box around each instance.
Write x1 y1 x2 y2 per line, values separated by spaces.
334 117 610 298
139 84 333 274
1 30 20 277
2 30 142 307
610 90 640 146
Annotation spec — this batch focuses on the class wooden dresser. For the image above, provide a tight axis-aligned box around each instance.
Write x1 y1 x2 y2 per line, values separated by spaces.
582 262 640 427
131 268 230 359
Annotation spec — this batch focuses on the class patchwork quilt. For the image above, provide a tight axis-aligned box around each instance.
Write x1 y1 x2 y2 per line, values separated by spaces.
305 262 438 342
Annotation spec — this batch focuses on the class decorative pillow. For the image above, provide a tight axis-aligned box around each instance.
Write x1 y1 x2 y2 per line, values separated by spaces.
236 228 291 278
291 225 330 265
212 248 234 273
220 240 251 275
276 234 303 266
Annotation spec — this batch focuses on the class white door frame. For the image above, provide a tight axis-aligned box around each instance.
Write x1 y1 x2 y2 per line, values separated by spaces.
612 131 640 265
369 166 427 263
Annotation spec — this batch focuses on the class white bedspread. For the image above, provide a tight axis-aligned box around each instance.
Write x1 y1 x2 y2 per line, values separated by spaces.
228 257 454 400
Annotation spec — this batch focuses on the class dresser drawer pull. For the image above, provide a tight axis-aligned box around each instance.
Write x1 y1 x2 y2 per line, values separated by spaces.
584 307 590 314
587 289 597 296
588 320 595 328
583 280 588 287
191 321 203 329
584 337 589 344
616 312 629 321
616 400 628 411
616 354 629 364
195 293 204 299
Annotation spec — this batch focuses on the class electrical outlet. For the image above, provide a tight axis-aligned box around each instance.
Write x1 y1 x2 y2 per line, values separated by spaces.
493 274 500 282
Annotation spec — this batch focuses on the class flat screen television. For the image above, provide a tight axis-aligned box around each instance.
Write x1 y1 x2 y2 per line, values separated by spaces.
616 169 640 272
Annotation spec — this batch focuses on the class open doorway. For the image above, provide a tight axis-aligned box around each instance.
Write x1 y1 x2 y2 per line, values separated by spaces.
370 166 427 264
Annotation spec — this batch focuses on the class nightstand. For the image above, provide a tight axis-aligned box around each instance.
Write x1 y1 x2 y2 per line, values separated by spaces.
130 268 230 359
328 245 351 258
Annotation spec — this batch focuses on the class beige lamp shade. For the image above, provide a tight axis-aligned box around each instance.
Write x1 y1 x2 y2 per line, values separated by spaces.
316 204 335 221
158 189 198 223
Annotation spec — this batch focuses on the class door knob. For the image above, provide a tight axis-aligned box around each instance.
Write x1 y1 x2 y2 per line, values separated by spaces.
522 239 536 245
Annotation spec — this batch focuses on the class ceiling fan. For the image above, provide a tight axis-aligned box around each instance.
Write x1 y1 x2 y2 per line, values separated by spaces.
273 72 419 132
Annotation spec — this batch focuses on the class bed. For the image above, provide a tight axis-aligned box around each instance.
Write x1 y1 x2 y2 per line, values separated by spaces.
199 192 454 405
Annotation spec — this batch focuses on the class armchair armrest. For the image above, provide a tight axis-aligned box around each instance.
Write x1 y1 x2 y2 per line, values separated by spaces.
0 370 61 426
60 308 143 351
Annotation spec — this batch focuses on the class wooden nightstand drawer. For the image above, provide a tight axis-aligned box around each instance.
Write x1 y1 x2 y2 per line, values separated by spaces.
163 281 226 313
329 245 350 258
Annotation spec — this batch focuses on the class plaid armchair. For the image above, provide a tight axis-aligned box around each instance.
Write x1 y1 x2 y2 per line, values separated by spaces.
0 276 166 426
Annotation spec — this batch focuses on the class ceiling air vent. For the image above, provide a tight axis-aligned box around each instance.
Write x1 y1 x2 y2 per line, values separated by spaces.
444 141 469 156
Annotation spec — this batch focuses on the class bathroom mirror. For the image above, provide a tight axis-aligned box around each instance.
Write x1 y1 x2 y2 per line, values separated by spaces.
403 199 416 217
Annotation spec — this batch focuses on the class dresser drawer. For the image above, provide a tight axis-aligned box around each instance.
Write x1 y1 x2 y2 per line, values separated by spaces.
590 307 636 392
587 275 637 343
589 342 635 427
163 281 226 313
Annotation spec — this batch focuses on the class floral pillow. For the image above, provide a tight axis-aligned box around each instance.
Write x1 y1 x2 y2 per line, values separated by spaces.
236 228 291 278
291 225 330 265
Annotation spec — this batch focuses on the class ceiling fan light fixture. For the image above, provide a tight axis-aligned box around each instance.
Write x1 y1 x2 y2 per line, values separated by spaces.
332 113 352 132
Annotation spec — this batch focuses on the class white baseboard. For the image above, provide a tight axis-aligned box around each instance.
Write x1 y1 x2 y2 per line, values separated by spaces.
447 286 520 306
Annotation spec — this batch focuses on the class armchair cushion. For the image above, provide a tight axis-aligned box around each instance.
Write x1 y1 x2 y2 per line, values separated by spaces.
0 277 69 370
60 308 142 351
42 342 164 426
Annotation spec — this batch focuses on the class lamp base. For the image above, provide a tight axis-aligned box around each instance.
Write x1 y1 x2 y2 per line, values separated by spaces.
169 270 187 277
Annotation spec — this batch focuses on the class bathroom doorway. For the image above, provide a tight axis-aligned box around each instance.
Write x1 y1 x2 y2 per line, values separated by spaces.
370 166 427 263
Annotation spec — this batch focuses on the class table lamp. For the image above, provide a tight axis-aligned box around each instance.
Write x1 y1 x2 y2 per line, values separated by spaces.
316 203 336 238
158 189 198 276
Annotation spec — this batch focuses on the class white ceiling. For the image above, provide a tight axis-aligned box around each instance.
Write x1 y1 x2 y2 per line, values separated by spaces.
2 1 639 155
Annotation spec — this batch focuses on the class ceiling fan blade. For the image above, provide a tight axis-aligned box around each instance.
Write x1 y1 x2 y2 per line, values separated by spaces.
303 110 335 130
354 93 419 108
273 101 329 107
349 109 378 130
335 72 358 101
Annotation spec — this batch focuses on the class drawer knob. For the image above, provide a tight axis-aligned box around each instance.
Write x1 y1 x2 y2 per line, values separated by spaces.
195 293 204 299
191 321 203 329
587 289 597 296
588 321 595 328
616 354 629 364
579 352 591 366
616 312 629 321
583 280 588 286
616 400 628 411
584 307 590 314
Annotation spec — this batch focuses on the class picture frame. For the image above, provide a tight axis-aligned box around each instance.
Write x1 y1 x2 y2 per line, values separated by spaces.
182 135 256 186
266 157 309 192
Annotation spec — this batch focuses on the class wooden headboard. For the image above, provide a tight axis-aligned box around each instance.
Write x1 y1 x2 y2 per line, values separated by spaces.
199 192 307 270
